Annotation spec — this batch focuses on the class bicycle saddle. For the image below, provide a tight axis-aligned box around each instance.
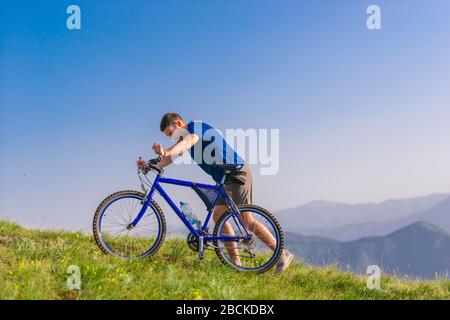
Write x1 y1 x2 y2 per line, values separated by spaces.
213 163 246 185
212 163 244 171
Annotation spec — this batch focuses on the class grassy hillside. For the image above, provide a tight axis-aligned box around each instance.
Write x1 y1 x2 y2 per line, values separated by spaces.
0 220 449 300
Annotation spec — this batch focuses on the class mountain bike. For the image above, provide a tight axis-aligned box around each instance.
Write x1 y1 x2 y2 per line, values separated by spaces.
92 157 284 273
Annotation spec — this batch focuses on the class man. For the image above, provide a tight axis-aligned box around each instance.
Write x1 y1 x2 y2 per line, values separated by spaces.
137 112 294 273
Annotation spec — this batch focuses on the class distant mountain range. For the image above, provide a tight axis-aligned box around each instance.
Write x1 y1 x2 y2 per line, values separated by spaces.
277 193 450 241
285 221 450 279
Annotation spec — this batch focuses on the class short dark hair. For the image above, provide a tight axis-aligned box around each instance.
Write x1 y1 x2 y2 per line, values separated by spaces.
160 112 184 131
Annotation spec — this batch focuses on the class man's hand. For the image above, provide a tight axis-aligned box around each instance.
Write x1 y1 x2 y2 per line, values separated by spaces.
148 134 198 169
152 143 166 157
136 159 146 170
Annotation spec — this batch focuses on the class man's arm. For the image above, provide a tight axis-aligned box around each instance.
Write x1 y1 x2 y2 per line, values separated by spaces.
153 134 199 168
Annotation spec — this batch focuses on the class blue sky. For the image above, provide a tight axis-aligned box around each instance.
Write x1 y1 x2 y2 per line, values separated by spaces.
1 1 450 230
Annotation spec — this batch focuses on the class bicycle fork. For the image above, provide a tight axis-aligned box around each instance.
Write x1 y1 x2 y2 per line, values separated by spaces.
130 181 157 228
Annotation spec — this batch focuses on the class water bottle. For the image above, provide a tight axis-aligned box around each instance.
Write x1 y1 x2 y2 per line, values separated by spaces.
180 202 198 225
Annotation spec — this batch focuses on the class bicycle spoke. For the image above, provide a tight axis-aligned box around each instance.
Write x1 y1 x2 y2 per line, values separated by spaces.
216 208 280 271
99 196 161 257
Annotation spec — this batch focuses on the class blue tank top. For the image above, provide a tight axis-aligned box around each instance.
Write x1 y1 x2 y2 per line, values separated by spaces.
187 121 244 183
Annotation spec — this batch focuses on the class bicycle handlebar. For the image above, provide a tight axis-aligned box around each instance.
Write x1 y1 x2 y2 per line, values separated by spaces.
139 156 163 175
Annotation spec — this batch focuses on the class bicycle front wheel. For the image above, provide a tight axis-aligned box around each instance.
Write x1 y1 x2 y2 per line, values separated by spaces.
93 190 166 258
213 204 284 273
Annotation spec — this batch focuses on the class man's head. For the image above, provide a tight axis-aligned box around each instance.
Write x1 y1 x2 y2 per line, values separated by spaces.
160 112 187 137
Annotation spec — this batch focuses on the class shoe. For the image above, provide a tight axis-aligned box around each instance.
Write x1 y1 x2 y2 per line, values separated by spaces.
276 249 294 273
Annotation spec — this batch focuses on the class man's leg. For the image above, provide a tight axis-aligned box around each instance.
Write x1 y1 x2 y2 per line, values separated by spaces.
213 205 241 265
240 212 277 251
228 164 276 252
241 210 294 274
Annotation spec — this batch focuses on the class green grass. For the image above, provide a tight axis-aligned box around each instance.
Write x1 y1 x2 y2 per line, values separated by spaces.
0 220 449 300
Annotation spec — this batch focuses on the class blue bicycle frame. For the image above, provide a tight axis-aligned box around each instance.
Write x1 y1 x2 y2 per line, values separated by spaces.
130 173 252 243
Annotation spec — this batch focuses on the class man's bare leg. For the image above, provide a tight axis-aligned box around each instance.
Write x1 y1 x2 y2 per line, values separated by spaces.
240 212 277 251
213 205 241 265
241 211 294 273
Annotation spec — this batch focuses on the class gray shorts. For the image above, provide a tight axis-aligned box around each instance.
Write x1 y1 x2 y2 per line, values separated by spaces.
217 163 253 206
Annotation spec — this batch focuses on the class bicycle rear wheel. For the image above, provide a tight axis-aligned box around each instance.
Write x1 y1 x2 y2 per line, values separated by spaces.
93 190 166 258
213 204 284 273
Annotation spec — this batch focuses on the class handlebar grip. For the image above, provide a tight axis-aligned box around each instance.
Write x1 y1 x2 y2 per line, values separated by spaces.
149 156 162 165
147 156 163 174
138 156 163 174
148 163 163 174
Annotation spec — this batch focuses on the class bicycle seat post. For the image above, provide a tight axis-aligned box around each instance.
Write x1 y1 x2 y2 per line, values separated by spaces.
220 173 227 185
